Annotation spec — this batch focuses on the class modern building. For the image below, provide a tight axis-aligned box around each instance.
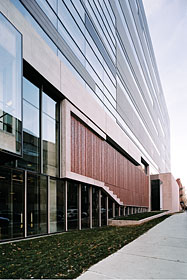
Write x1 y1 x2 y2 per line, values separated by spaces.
0 0 170 241
176 178 187 210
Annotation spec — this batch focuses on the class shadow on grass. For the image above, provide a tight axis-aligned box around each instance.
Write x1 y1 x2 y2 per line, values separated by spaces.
0 214 171 279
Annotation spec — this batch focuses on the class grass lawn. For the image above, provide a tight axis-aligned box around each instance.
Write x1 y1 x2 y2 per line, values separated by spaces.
0 214 171 279
113 210 167 221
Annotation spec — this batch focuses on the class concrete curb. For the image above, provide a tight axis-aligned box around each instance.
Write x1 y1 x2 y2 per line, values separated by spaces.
108 210 172 226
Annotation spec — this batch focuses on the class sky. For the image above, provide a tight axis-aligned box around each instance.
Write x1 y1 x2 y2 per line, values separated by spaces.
143 0 187 192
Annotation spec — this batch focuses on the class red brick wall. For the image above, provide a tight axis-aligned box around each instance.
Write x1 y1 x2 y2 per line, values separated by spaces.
71 115 149 206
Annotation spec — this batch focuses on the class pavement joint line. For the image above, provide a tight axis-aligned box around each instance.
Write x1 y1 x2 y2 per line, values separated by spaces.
115 252 187 264
85 269 116 279
121 243 187 249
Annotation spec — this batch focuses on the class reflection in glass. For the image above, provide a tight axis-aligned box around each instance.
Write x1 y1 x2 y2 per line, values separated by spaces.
67 182 78 230
50 178 64 233
42 93 59 177
125 207 128 216
35 0 57 28
101 191 107 226
18 78 40 172
81 185 90 228
27 173 47 236
0 13 22 155
23 77 39 108
108 197 113 219
92 187 99 227
0 167 24 240
58 0 85 51
115 204 119 217
120 206 124 216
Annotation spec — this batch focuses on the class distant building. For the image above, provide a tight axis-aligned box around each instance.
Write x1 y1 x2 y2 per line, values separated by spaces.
0 0 170 241
176 178 187 210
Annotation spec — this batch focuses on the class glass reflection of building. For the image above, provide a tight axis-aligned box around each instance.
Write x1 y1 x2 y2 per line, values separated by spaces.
0 13 22 158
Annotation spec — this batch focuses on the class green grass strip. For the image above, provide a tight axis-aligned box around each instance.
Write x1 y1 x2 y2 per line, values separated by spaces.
0 214 171 279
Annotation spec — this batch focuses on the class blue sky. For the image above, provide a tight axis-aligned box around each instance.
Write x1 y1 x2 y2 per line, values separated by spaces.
143 0 187 191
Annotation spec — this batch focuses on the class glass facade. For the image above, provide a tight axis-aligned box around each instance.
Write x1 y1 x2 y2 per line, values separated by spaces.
18 77 59 176
0 167 24 240
101 191 107 226
81 185 90 229
42 93 59 177
92 186 99 227
108 197 113 219
67 182 78 230
18 78 40 172
27 174 47 236
0 13 22 156
12 0 171 173
50 178 65 233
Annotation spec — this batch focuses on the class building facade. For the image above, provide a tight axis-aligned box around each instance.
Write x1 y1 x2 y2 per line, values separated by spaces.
0 0 170 241
151 173 180 212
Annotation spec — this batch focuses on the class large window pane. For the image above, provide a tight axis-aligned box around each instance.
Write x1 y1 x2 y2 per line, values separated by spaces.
58 0 85 52
23 77 39 108
67 182 78 230
0 167 24 241
27 173 47 236
42 92 59 177
108 197 113 219
81 185 90 228
50 178 64 233
18 78 40 172
0 13 22 155
92 186 99 227
101 191 107 226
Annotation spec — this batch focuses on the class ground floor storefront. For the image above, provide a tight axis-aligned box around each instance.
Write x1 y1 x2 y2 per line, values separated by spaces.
0 166 148 242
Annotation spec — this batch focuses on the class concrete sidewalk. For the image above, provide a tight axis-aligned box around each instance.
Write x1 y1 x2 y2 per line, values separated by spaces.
77 212 187 279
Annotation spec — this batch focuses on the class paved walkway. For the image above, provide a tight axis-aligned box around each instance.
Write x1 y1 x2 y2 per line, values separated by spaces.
77 212 187 279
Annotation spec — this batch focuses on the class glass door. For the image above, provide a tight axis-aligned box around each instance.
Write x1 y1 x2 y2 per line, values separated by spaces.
0 167 24 241
27 173 47 236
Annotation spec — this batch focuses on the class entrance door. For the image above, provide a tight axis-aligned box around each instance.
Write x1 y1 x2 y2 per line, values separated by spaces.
27 173 47 236
0 167 24 240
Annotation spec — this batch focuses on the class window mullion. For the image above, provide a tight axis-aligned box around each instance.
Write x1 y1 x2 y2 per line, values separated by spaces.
40 86 43 174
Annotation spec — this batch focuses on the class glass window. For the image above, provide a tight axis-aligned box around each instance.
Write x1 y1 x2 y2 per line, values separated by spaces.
58 0 85 52
92 186 99 227
23 77 39 108
18 79 40 172
58 20 86 67
101 191 107 226
120 206 124 216
35 0 57 28
0 13 22 155
27 173 47 236
81 185 90 228
10 0 57 54
47 0 58 14
67 182 79 230
0 167 24 241
42 92 59 177
104 0 116 26
71 0 85 20
115 204 119 217
86 42 104 80
50 178 65 233
125 207 128 216
108 197 113 219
